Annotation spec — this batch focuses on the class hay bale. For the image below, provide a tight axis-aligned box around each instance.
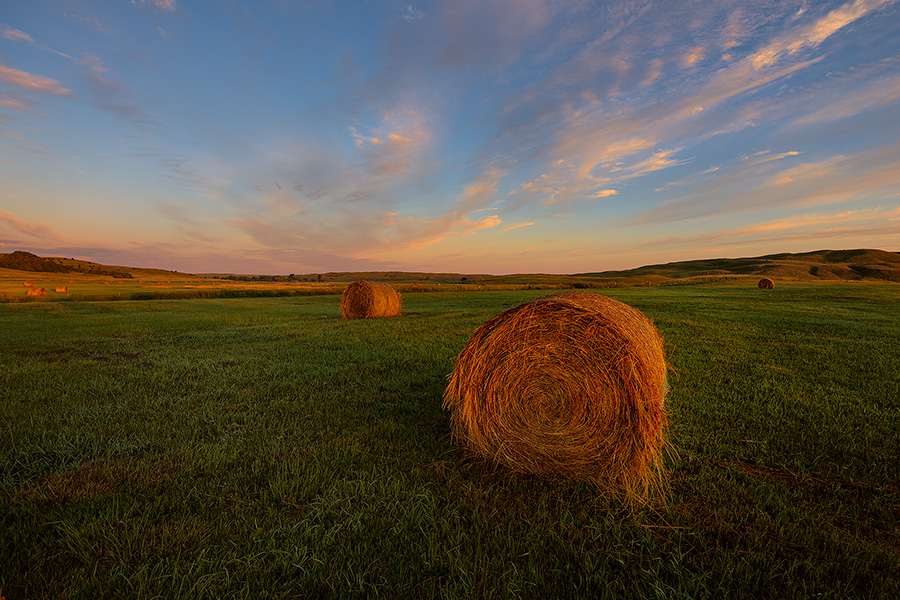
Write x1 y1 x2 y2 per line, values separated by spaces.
23 281 34 287
757 277 775 289
444 291 669 501
340 280 402 319
26 287 47 296
55 286 68 293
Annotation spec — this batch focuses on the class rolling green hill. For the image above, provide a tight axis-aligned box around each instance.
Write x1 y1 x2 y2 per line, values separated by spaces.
585 248 900 283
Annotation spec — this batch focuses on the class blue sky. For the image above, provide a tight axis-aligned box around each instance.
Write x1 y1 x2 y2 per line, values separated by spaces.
2 0 899 274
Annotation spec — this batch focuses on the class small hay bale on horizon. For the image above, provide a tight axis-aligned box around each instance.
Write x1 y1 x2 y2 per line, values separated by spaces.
340 280 402 319
444 291 669 503
757 277 775 289
26 288 47 296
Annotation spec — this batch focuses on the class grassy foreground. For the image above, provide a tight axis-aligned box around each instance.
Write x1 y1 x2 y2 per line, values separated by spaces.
1 283 898 598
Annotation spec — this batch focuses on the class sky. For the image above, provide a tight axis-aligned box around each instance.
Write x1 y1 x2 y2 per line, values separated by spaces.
2 0 900 275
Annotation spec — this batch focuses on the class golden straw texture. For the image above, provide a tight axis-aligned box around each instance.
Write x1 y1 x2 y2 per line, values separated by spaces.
444 291 669 501
340 280 402 319
757 278 775 289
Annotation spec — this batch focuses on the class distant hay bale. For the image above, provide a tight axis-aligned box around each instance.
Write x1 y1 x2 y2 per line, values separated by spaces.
340 280 402 319
23 281 34 287
55 286 68 293
26 287 47 296
444 291 669 502
757 277 775 289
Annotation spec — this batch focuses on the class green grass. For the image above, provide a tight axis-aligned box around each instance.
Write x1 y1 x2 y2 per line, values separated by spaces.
1 282 899 598
0 274 350 303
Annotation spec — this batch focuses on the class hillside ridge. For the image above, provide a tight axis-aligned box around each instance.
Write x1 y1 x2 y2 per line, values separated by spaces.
584 248 900 283
2 248 898 283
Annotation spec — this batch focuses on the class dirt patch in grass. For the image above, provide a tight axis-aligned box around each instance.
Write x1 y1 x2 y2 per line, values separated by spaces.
18 454 184 504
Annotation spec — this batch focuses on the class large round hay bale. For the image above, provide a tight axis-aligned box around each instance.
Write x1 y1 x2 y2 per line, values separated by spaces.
444 291 669 501
26 287 47 296
757 277 775 289
340 280 402 319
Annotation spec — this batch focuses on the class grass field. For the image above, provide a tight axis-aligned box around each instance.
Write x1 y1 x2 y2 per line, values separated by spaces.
0 272 346 303
0 271 554 304
1 282 898 598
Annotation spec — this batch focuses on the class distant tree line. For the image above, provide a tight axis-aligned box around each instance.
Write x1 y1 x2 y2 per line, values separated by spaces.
222 274 324 282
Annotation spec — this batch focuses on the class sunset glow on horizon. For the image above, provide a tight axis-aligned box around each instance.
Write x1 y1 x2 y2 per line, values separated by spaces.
2 0 899 275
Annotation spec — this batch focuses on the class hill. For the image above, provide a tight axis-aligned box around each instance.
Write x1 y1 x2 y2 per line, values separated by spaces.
0 251 72 273
3 248 899 285
205 249 900 285
586 248 900 283
0 252 199 281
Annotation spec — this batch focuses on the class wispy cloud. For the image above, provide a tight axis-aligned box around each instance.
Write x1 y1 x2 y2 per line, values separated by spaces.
611 149 693 180
0 24 33 43
3 142 55 160
77 53 108 74
402 5 425 21
81 70 157 127
371 170 505 252
487 0 898 218
219 161 506 269
746 0 896 70
742 150 801 164
791 69 900 125
639 205 900 252
0 209 71 245
63 14 111 34
0 23 74 59
0 64 72 96
1 22 163 148
739 206 900 235
350 108 431 182
630 141 900 226
157 202 222 245
134 0 178 11
0 93 34 110
503 222 536 232
681 47 706 68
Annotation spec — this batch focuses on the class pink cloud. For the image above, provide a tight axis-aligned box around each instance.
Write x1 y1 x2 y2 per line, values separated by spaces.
464 214 502 234
0 64 72 95
503 222 536 232
0 24 34 43
0 93 33 110
747 0 896 70
0 209 68 244
638 206 900 254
